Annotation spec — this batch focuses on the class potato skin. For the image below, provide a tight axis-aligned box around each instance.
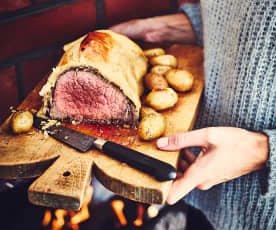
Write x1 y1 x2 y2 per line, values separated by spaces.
144 73 168 90
146 88 178 111
165 69 194 92
11 111 34 134
140 106 157 118
138 113 166 141
150 55 177 67
144 48 165 58
151 65 172 75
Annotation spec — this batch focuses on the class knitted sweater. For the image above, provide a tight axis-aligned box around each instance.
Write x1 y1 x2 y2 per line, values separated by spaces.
180 1 276 229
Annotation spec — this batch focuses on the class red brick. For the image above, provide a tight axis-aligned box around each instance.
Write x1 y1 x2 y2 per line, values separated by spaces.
35 0 58 3
105 0 171 25
0 67 19 123
22 52 60 95
0 0 96 61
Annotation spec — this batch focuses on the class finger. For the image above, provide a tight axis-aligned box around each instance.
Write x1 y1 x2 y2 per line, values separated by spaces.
109 22 143 39
157 129 208 151
182 149 196 164
144 31 164 43
109 24 123 33
167 156 205 204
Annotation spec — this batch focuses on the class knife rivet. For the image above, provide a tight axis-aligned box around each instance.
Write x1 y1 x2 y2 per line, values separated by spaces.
63 171 71 177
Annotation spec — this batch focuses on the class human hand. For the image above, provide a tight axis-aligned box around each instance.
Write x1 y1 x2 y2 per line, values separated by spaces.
109 13 196 44
156 127 269 204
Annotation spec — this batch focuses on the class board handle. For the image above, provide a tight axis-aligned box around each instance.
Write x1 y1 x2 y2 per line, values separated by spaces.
28 155 93 211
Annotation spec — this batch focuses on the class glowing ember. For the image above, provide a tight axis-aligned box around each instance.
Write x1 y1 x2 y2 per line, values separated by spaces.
147 205 159 218
111 200 127 226
133 204 144 226
41 186 93 230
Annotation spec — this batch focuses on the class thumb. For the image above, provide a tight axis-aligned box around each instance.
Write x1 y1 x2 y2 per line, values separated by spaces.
156 128 208 151
167 152 205 204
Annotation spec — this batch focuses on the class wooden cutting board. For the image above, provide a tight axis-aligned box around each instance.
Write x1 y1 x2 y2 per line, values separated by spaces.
0 45 204 210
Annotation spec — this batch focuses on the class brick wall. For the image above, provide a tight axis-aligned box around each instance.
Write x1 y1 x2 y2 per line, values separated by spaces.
0 0 198 123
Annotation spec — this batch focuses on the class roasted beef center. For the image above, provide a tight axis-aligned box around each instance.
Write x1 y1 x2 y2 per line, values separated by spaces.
49 68 136 125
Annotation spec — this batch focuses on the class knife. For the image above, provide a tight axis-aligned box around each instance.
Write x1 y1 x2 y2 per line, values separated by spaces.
33 116 176 182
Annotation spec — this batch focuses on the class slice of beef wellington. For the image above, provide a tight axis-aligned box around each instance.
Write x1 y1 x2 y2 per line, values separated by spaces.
38 30 148 126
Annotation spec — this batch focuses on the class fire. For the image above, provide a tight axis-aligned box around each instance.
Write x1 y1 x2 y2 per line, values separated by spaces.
42 210 52 227
147 205 159 218
111 200 127 227
52 210 67 230
41 186 93 230
111 200 146 227
133 204 144 226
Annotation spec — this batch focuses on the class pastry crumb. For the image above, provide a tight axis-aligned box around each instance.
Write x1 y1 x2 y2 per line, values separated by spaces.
43 130 49 138
41 119 58 130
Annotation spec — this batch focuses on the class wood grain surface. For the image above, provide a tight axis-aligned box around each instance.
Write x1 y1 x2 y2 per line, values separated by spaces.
0 45 204 210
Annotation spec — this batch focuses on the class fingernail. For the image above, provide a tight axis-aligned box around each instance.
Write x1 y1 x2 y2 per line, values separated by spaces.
157 137 168 148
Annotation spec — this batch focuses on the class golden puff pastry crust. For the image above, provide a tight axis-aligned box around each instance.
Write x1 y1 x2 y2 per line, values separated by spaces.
39 30 148 120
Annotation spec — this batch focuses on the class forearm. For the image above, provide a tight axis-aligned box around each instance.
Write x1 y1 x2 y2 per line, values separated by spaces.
110 12 197 44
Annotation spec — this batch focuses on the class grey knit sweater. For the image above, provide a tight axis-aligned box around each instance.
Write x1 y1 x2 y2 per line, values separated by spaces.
180 1 276 229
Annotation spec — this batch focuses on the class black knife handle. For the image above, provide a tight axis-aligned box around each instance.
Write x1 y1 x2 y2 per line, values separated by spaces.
101 141 176 182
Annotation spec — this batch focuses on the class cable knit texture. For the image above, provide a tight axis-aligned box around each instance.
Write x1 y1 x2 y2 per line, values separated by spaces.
263 129 276 197
179 3 203 46
180 0 276 229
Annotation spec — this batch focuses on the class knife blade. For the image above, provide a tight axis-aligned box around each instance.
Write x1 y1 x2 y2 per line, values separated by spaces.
34 116 176 182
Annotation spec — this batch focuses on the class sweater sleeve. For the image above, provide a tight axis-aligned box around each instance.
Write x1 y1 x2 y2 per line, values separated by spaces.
179 3 203 47
261 129 276 197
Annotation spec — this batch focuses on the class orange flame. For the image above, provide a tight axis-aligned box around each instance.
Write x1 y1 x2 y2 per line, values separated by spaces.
42 210 52 227
68 186 93 230
133 204 144 226
111 200 127 226
52 210 67 230
41 186 93 230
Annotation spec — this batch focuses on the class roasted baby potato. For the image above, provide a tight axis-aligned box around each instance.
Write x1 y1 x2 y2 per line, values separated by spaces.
140 106 158 118
146 88 178 111
144 48 165 58
10 110 34 134
144 73 168 90
151 65 172 75
138 113 166 141
150 55 177 68
165 69 194 92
